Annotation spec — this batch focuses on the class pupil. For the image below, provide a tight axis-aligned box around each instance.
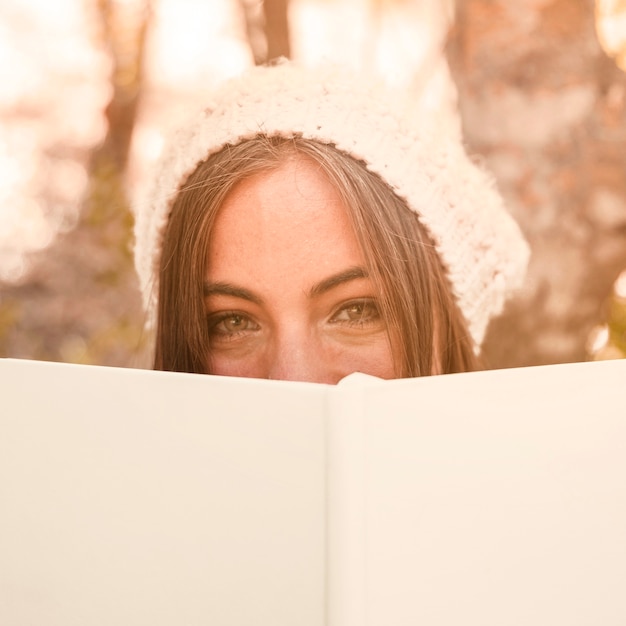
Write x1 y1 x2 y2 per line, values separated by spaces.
229 315 243 329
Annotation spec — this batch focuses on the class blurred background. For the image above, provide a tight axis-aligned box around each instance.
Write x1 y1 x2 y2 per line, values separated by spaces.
0 0 625 371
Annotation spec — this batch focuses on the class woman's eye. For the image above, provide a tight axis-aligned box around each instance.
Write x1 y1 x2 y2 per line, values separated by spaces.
207 312 259 339
331 299 381 325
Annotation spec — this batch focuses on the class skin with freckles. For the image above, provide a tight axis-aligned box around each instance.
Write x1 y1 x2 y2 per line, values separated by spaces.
204 156 397 384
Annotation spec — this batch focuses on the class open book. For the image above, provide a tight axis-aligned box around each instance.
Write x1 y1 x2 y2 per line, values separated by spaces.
1 357 625 625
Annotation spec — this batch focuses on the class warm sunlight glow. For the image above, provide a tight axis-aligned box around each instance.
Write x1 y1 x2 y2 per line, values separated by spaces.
129 0 255 211
596 0 626 71
146 0 252 87
588 324 610 353
614 268 626 299
289 0 458 131
0 0 106 282
291 0 368 68
290 0 453 94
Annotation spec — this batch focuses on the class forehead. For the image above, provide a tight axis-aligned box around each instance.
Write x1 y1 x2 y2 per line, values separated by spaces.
206 156 365 283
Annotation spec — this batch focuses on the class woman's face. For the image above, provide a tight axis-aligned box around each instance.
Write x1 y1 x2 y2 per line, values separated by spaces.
204 156 397 384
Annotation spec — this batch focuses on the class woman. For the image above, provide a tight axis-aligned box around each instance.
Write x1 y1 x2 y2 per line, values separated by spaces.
134 61 529 383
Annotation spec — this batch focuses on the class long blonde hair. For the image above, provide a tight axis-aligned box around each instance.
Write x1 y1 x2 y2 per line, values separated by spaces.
155 136 480 377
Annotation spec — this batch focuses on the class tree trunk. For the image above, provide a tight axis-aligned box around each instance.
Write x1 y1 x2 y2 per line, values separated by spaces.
263 0 291 61
240 0 291 64
447 0 626 369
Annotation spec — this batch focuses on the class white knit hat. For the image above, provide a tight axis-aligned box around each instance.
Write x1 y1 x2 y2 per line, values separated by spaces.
134 60 530 350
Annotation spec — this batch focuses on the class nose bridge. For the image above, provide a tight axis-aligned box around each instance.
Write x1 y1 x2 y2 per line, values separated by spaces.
267 324 328 383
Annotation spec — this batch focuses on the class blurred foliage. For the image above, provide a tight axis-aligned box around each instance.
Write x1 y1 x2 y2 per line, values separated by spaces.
0 0 153 368
2 0 626 372
450 0 626 369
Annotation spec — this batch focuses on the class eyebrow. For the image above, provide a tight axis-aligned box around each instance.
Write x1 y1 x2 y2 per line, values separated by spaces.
308 266 369 298
203 282 263 305
203 266 369 304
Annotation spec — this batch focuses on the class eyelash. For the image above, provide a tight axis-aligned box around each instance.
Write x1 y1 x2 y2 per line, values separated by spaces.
207 311 259 341
206 298 382 342
329 298 381 327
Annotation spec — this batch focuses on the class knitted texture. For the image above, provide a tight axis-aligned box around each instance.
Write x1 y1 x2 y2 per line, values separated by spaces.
134 61 530 351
